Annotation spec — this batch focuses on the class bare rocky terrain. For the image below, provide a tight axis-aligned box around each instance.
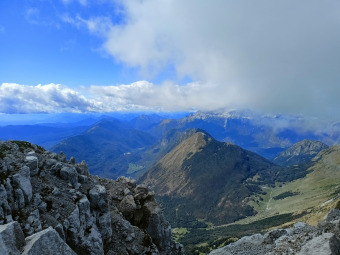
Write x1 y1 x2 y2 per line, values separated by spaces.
272 139 329 166
209 208 340 255
0 140 184 255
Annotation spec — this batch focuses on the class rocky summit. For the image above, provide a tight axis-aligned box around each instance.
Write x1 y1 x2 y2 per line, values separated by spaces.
0 140 184 255
209 208 340 255
272 139 329 167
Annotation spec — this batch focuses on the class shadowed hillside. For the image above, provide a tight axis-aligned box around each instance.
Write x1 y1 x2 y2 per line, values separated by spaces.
51 118 157 178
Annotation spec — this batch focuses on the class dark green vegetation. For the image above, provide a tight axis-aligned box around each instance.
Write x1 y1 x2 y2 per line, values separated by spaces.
12 140 45 153
273 191 300 200
1 140 45 159
51 118 157 179
0 143 10 159
181 211 308 255
141 130 311 226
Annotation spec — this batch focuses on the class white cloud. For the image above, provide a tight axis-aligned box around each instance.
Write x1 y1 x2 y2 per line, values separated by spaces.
61 0 87 6
0 82 246 114
0 83 97 113
3 80 340 120
73 0 340 118
89 81 245 112
26 8 40 24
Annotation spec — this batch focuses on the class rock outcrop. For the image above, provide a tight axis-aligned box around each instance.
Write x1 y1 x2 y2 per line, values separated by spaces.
0 140 184 255
0 221 25 255
22 227 77 255
272 139 329 166
209 208 340 255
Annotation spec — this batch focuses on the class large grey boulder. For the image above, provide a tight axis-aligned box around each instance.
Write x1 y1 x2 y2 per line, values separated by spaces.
79 225 104 255
22 227 76 255
298 233 340 255
78 196 92 230
118 195 137 220
75 160 89 176
209 233 270 255
14 188 25 209
0 221 25 255
12 166 32 204
25 156 38 175
0 184 11 220
323 208 340 223
97 211 112 240
88 185 108 212
60 166 78 187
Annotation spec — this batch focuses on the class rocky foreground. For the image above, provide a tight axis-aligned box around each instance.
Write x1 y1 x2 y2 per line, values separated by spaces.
0 141 184 255
209 209 340 255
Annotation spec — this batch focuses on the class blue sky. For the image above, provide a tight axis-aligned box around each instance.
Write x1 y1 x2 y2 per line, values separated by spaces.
1 0 340 118
0 0 190 87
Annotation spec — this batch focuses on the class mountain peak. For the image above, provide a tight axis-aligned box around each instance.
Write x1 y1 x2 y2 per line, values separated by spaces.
273 139 329 166
139 129 282 225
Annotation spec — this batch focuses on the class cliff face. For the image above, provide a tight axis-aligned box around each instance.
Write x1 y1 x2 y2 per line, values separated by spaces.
0 140 184 255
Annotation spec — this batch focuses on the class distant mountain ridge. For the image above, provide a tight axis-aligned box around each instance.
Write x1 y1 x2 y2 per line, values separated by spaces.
128 114 165 131
51 117 157 178
0 124 89 149
272 139 329 166
145 109 338 159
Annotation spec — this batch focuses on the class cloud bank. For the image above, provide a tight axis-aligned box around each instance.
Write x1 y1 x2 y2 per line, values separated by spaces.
2 76 340 118
0 83 95 113
68 0 340 118
0 82 248 114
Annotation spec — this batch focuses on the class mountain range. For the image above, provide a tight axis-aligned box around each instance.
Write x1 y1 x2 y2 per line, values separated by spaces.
144 110 339 159
45 110 340 179
2 110 340 254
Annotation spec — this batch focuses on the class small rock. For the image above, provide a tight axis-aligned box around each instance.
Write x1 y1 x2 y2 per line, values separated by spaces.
38 202 47 214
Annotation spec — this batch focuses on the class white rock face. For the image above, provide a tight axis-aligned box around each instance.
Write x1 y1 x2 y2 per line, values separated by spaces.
298 233 340 255
12 166 33 204
0 221 25 255
22 227 76 255
25 156 38 175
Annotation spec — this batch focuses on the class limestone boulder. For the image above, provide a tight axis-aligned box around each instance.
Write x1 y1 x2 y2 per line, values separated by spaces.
12 166 32 204
22 227 76 255
88 185 108 212
298 233 340 255
25 156 38 176
0 221 25 255
118 195 137 220
60 166 78 187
